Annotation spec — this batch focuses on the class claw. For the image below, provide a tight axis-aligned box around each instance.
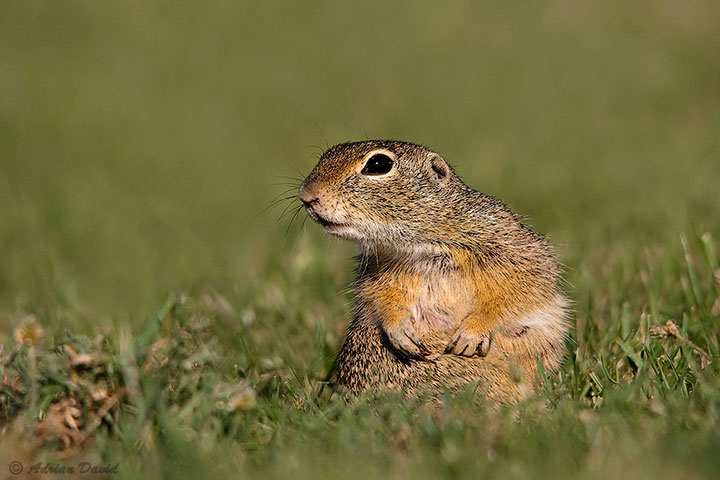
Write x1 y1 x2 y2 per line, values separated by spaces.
408 334 430 355
476 336 491 356
384 317 430 360
445 328 493 357
444 338 457 354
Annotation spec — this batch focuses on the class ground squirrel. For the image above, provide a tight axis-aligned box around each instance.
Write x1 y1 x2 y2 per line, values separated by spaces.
299 140 569 403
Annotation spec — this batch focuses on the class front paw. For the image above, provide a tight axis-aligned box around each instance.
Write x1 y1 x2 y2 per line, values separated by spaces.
384 317 430 359
445 327 493 357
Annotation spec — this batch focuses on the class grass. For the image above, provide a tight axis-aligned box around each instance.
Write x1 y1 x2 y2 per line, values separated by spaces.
1 1 720 478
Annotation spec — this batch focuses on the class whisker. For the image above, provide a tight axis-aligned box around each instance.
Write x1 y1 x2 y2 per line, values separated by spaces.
282 161 306 180
255 195 297 219
267 190 297 205
269 187 298 199
257 186 297 210
277 198 302 222
274 174 305 183
291 210 311 257
306 152 322 162
312 123 329 150
284 204 305 242
305 144 325 154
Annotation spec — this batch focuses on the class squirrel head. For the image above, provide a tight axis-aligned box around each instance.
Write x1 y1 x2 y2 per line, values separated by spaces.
299 140 472 253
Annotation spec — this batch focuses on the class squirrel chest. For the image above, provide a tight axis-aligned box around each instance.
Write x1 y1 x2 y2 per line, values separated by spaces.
356 256 475 337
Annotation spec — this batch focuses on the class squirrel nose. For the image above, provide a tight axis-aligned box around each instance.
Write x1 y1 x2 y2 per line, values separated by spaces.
298 183 320 206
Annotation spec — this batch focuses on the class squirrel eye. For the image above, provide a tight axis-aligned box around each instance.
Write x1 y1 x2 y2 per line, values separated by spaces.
361 154 394 176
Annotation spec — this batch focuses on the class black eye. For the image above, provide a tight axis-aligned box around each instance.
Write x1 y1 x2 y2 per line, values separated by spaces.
361 153 394 176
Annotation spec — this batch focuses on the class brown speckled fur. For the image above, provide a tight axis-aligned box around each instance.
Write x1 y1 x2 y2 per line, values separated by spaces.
299 140 570 404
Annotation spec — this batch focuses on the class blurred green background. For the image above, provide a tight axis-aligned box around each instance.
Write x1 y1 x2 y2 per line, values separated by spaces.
1 0 719 325
2 2 720 479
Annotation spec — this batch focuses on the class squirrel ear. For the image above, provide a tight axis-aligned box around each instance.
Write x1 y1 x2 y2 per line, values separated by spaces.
427 153 450 185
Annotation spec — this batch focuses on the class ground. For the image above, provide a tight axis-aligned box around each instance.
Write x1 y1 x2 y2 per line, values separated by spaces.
1 1 719 479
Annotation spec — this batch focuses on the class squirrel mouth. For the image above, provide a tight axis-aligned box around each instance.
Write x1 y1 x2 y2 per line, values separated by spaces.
319 218 345 229
314 213 346 230
305 208 352 235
